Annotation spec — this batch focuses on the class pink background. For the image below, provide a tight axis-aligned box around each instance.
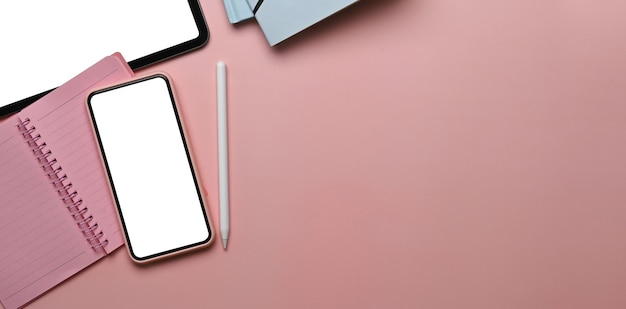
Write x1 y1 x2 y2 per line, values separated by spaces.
24 0 626 308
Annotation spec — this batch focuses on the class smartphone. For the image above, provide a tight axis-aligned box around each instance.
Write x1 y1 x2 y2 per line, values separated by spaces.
87 74 213 263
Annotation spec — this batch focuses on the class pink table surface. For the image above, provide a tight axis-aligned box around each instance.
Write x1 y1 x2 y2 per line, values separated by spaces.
23 0 626 308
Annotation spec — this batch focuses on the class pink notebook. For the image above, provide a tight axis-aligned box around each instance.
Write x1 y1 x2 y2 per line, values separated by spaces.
0 53 134 309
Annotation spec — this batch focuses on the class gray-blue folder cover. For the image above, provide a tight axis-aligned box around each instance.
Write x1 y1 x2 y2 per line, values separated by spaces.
223 0 359 46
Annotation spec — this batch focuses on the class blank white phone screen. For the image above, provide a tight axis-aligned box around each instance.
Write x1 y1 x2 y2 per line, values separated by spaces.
89 76 210 260
0 1 200 107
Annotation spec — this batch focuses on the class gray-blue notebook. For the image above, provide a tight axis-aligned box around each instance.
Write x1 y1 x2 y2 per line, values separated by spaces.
223 0 359 46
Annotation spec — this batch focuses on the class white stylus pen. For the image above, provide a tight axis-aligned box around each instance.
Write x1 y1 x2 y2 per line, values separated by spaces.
217 61 230 250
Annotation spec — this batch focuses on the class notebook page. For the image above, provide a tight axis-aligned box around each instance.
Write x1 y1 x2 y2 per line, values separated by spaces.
0 54 133 309
0 117 102 309
22 53 134 254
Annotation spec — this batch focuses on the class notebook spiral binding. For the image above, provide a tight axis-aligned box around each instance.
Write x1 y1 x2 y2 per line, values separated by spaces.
16 117 109 251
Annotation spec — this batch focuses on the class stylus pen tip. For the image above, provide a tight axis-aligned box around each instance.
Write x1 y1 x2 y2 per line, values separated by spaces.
222 239 228 250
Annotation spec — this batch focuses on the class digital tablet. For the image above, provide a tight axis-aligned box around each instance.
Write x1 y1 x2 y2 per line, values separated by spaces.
0 0 208 116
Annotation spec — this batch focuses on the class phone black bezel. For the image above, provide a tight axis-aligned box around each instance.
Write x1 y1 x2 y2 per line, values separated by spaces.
87 74 212 262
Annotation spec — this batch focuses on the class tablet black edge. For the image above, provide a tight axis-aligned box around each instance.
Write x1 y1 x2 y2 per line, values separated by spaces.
129 0 210 70
0 0 209 118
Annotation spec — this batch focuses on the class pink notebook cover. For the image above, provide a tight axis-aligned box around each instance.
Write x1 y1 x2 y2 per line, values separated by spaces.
0 53 134 309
